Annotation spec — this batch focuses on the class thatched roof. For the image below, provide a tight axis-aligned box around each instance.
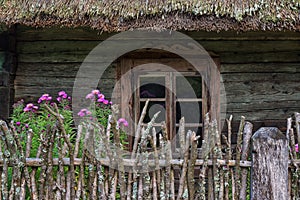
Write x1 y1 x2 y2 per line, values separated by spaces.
0 0 299 32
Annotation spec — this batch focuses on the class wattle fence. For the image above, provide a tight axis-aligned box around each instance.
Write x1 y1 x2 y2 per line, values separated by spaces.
0 109 299 199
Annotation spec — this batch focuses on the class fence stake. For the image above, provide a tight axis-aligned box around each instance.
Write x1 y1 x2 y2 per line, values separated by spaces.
251 127 289 200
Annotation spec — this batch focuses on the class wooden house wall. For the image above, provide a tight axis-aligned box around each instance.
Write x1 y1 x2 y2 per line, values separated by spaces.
14 26 300 132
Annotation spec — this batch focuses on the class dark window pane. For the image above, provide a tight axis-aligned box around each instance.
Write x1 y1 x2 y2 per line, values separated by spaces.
176 102 202 123
140 76 165 98
176 76 202 98
140 101 166 123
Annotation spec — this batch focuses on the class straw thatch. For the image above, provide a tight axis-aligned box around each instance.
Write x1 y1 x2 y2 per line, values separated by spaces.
0 0 299 32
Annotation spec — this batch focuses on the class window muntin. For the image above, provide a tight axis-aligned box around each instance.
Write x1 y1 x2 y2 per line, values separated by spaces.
135 71 204 147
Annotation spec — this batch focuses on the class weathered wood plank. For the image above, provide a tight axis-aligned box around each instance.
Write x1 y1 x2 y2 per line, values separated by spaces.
226 100 300 112
185 31 300 41
17 26 300 41
221 63 300 73
17 40 300 54
220 51 300 63
17 41 99 54
225 92 300 103
16 62 116 78
18 50 300 63
222 72 300 82
224 82 300 94
18 52 88 63
16 25 113 41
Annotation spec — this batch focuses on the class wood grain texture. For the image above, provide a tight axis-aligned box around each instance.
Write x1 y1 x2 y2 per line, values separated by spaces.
252 127 289 200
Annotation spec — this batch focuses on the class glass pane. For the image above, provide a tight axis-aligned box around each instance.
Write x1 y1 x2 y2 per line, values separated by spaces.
176 76 202 98
140 101 166 123
176 102 202 124
140 76 165 98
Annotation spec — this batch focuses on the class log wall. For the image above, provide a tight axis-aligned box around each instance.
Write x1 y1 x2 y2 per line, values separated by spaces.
14 26 300 131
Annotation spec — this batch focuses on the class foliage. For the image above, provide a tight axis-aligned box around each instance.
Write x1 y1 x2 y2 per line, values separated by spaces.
10 90 128 157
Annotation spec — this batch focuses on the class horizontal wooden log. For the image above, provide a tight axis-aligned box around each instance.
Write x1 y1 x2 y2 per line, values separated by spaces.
16 26 113 41
1 157 300 168
221 63 300 73
222 72 300 82
220 51 300 63
226 100 300 112
15 76 115 87
0 158 253 167
224 82 300 93
224 92 300 103
17 26 300 41
16 62 117 78
17 40 300 54
17 50 300 63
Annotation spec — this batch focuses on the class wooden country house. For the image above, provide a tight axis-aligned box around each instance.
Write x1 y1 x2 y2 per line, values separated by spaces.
0 0 299 138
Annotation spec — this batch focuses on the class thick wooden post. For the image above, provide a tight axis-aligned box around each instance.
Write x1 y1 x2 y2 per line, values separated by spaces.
251 127 289 200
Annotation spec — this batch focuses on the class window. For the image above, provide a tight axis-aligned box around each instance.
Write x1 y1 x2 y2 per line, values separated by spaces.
119 57 219 149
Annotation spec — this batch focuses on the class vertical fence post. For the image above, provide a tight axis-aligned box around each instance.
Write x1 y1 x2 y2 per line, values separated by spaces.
251 127 289 200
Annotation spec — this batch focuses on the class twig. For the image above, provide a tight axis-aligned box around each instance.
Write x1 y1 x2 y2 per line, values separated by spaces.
111 105 126 200
188 131 200 200
197 113 210 200
177 131 191 200
20 127 33 200
224 115 233 200
239 122 253 200
179 117 186 159
234 116 245 199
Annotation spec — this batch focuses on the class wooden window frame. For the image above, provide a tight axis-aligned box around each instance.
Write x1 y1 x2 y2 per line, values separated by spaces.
120 57 220 150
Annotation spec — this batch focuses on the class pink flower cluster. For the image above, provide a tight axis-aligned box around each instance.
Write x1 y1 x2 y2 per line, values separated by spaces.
77 108 92 117
38 94 52 103
57 91 71 102
118 118 128 127
85 89 111 105
23 103 38 112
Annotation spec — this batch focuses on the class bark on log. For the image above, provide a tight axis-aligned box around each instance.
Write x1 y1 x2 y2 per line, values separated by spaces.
252 127 289 200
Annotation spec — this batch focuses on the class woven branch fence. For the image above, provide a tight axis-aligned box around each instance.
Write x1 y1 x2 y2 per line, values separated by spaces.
0 103 299 200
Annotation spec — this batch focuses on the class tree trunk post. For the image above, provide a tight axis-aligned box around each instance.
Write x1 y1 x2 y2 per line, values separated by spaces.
251 127 289 200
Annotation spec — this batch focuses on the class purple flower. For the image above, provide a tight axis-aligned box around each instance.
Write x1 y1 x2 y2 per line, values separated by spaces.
23 103 38 112
98 93 105 99
103 99 109 105
56 97 62 102
38 94 52 103
97 98 104 103
296 144 299 153
25 124 29 128
92 90 100 95
77 109 92 117
58 91 68 99
16 121 21 126
118 118 128 127
86 93 94 100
